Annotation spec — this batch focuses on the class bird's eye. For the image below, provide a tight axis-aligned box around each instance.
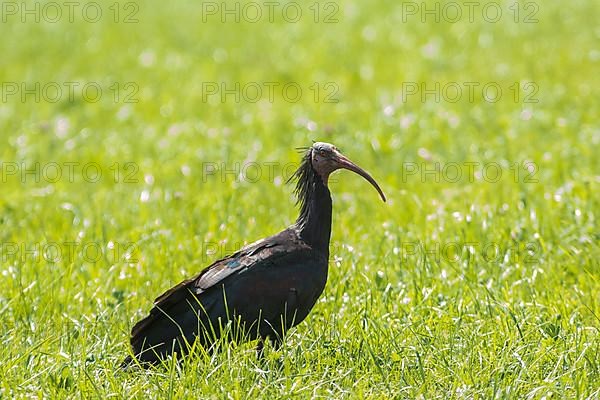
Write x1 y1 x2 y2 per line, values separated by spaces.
319 150 327 157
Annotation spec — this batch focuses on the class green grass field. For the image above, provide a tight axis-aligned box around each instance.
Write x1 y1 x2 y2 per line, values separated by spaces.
1 0 599 398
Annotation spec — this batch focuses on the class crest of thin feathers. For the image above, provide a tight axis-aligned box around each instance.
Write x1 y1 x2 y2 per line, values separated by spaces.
287 147 317 225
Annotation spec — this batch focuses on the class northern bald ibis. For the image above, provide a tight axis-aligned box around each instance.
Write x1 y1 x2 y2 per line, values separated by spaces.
123 142 386 367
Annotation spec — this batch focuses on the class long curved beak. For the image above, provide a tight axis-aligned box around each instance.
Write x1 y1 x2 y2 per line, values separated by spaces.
334 151 387 202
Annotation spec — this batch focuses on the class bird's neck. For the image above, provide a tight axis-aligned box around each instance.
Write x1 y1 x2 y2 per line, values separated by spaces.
294 176 332 253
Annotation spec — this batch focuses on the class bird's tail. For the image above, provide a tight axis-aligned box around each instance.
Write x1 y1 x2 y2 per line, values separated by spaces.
122 288 221 368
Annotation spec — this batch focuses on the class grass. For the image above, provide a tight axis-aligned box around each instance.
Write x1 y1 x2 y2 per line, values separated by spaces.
1 0 599 398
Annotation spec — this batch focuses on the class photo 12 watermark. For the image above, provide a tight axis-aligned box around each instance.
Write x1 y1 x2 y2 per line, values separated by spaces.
401 81 539 104
199 1 339 23
400 161 539 184
399 2 540 24
201 81 339 104
1 1 140 23
1 81 139 104
0 241 139 264
395 240 541 265
0 162 140 184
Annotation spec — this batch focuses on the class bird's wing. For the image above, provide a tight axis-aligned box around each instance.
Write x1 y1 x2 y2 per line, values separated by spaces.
151 229 309 309
193 238 277 293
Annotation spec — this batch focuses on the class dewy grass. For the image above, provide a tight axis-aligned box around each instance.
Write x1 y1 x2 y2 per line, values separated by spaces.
1 0 599 398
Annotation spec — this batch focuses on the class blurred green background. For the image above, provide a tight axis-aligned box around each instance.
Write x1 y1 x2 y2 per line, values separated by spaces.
0 0 598 398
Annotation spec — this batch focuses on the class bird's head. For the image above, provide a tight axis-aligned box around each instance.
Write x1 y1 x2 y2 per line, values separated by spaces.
310 142 386 202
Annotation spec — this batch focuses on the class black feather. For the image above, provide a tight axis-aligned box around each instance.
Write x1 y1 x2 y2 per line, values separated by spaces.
287 148 319 230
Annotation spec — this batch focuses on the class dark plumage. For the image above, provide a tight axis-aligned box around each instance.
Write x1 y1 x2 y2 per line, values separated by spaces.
122 142 386 367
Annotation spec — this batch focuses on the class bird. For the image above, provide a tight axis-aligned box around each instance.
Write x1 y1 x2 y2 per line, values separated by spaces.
122 142 386 367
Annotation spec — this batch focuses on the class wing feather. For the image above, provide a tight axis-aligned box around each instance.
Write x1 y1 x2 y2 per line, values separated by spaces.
152 229 308 306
